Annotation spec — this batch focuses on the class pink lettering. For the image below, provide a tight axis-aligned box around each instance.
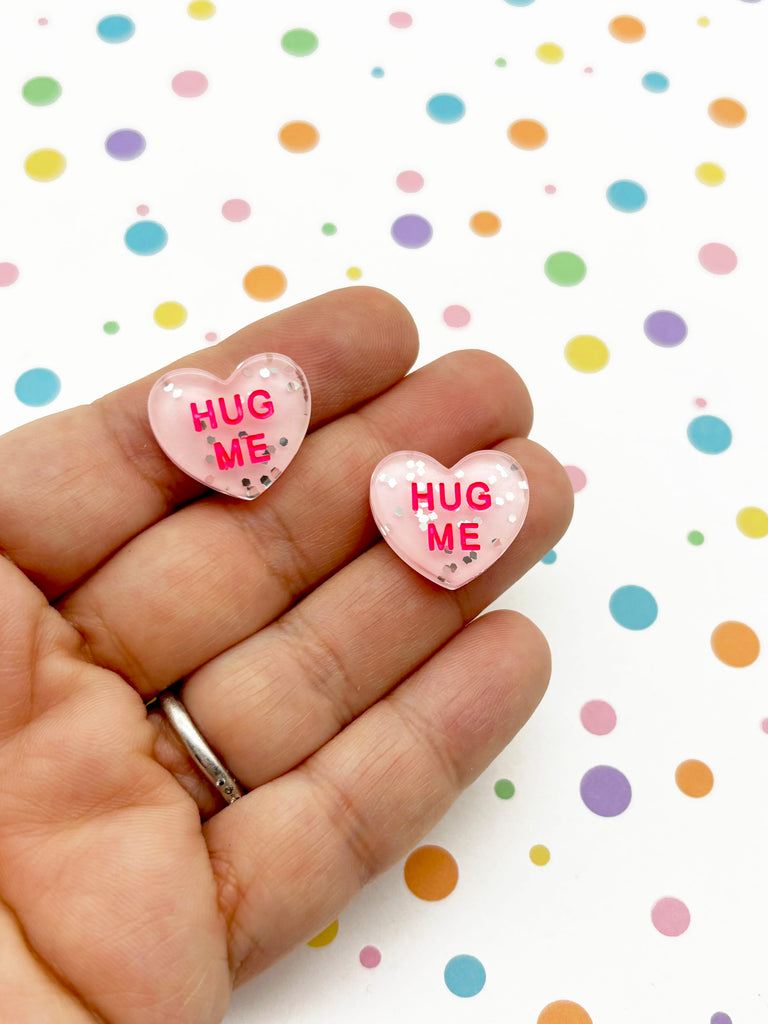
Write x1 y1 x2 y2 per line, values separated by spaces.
247 390 274 420
190 399 217 432
466 482 491 510
427 522 453 551
459 522 480 550
439 481 462 511
218 394 244 426
246 433 269 464
411 481 434 511
214 438 244 470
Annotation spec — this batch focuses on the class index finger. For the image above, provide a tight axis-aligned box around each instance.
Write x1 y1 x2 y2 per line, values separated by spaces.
0 287 419 599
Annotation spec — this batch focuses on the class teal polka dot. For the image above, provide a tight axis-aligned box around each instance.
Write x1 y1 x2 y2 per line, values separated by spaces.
371 66 385 78
687 415 732 454
504 0 536 5
541 550 557 564
124 220 168 255
15 367 61 406
609 585 658 630
606 180 647 212
642 72 669 93
97 15 135 43
444 955 486 997
426 93 465 124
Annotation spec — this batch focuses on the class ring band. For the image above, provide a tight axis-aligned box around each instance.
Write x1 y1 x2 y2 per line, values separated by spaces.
160 692 244 804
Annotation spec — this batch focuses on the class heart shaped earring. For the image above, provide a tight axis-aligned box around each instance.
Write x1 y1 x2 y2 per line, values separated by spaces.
148 352 310 499
369 450 529 589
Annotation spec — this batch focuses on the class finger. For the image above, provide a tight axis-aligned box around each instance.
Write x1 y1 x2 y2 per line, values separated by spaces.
0 287 419 599
204 609 550 984
59 350 535 697
163 437 571 805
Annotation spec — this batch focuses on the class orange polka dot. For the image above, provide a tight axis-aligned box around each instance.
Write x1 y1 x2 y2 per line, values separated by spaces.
507 119 548 150
711 621 760 667
243 264 287 301
675 759 714 798
278 120 319 152
708 97 747 127
469 211 501 236
404 845 458 901
538 999 593 1024
609 15 646 42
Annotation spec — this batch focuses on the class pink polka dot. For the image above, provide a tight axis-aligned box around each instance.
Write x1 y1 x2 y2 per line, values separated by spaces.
389 12 413 28
580 700 617 735
564 465 587 493
443 304 471 327
694 397 707 407
38 18 48 26
396 170 424 193
136 204 150 216
172 70 209 98
584 66 594 74
652 897 690 937
761 718 768 734
698 242 737 275
222 198 251 222
544 184 556 194
0 262 20 287
359 945 382 968
205 331 218 344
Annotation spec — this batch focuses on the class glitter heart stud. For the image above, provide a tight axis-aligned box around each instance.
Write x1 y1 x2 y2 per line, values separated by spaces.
148 352 310 499
369 450 529 589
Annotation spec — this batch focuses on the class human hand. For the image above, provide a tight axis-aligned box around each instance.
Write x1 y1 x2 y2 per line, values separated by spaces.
0 287 572 1023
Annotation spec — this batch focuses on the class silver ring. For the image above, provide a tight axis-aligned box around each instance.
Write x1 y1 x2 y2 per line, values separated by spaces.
160 692 244 804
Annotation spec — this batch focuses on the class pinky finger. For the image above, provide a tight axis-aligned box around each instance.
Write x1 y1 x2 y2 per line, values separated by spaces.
204 608 551 986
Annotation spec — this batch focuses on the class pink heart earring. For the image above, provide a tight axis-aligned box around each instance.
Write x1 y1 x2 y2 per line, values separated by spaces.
369 450 529 589
147 352 310 499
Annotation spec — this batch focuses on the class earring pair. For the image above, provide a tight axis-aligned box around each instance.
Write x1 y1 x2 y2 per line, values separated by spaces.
148 353 528 590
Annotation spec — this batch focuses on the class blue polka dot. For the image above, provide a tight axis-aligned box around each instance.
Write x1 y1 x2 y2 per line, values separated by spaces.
444 955 486 998
687 415 732 454
371 66 385 78
609 585 658 630
97 15 135 43
606 180 647 212
124 220 168 255
541 550 557 564
426 93 466 124
642 72 669 93
504 0 536 5
15 368 61 406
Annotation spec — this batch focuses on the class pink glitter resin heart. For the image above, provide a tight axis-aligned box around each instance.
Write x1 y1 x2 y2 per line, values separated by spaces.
147 353 310 499
369 451 529 589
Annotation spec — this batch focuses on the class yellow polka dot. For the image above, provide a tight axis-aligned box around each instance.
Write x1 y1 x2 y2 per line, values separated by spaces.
243 265 287 301
564 335 610 373
346 266 362 280
307 920 338 947
153 301 187 329
24 148 66 182
530 844 550 866
469 211 501 236
696 162 725 186
536 42 564 64
737 506 768 538
698 16 710 27
187 0 216 17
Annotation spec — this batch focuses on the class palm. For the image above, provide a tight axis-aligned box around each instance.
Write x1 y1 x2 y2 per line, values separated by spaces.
0 289 571 1023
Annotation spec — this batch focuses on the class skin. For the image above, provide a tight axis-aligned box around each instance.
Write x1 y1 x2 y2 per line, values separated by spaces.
0 287 573 1023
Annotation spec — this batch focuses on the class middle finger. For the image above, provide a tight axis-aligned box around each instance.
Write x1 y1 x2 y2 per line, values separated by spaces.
60 350 533 696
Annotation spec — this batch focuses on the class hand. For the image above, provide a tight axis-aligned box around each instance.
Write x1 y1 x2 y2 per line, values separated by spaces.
0 288 572 1023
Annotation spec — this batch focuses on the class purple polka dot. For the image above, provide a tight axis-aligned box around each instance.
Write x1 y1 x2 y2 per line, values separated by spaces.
711 1014 732 1024
644 310 687 347
580 765 632 816
391 214 432 248
105 129 146 160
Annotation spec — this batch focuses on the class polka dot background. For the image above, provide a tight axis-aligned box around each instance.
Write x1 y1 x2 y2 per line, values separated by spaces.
3 4 767 1023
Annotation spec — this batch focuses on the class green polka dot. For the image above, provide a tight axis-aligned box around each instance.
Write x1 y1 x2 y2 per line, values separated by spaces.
103 321 120 334
281 28 318 56
495 57 507 67
495 779 515 799
687 530 704 546
321 222 337 235
22 76 62 106
545 251 587 286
